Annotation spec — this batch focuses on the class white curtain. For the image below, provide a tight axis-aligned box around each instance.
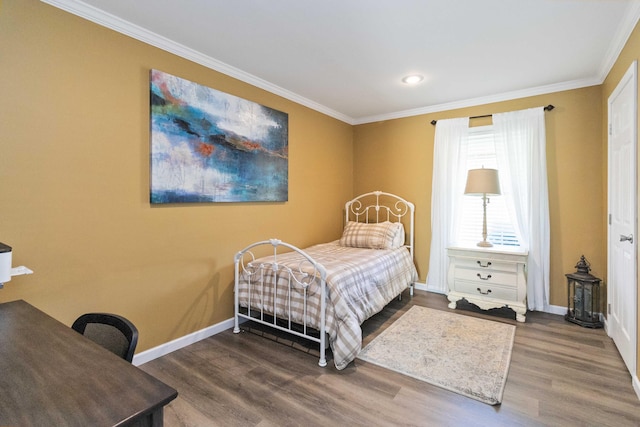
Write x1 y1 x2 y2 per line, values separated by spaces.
493 107 550 311
426 117 469 293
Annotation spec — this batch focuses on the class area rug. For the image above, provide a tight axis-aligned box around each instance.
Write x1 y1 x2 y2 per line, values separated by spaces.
357 306 516 405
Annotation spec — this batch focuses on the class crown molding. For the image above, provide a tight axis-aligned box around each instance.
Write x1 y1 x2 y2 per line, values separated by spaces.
39 0 354 124
40 0 640 127
352 77 602 125
598 0 640 80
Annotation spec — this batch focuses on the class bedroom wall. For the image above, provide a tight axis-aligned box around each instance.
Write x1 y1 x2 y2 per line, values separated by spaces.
352 13 640 389
353 87 604 310
3 0 635 372
0 0 353 352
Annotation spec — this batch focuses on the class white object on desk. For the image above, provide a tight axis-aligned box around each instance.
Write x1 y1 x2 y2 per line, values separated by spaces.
11 266 33 276
0 243 12 284
447 246 528 322
0 242 33 288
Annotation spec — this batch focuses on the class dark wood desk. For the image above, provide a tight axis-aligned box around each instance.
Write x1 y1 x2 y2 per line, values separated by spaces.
0 300 177 426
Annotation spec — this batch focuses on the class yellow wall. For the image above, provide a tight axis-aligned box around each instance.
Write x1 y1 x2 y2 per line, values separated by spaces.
602 19 640 379
2 0 636 374
354 87 604 307
355 17 640 379
0 0 353 351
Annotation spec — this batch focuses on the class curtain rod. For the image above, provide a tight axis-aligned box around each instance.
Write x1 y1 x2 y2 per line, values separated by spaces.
430 104 555 126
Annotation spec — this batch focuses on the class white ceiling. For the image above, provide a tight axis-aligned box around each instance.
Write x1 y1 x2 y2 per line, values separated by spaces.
43 0 640 124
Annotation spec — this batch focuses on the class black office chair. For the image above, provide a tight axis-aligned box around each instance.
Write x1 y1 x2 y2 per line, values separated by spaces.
71 313 139 363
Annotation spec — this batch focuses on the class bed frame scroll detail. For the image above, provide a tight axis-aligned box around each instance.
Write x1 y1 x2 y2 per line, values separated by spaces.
345 190 415 295
233 238 329 367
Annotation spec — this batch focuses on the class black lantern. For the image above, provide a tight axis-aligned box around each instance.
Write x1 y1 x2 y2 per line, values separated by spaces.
565 255 603 328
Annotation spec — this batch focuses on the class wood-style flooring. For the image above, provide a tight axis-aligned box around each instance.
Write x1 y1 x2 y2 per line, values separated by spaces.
140 290 640 426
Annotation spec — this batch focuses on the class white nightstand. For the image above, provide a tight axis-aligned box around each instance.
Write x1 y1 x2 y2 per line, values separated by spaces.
447 246 528 322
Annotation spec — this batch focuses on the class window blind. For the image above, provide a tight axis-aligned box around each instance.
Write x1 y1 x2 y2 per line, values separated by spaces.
457 126 521 247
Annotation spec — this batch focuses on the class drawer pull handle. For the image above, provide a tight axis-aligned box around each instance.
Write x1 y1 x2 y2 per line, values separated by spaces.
476 273 492 280
476 288 492 295
477 261 492 268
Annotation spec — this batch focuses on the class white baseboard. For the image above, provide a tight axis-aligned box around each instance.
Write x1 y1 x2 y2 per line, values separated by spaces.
132 317 237 366
134 288 640 405
135 284 435 365
413 281 446 294
129 292 600 367
543 303 566 316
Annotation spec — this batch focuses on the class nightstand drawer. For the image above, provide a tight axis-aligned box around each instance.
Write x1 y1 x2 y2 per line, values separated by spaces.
454 267 517 287
455 280 518 301
452 257 517 273
447 246 528 322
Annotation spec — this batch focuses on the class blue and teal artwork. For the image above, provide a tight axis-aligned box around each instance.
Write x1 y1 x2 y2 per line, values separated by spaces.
150 69 288 203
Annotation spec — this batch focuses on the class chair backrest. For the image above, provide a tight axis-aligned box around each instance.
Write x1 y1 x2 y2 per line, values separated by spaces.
71 313 138 363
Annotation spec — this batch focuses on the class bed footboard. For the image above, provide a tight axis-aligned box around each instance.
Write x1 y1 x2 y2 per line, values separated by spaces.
233 239 328 367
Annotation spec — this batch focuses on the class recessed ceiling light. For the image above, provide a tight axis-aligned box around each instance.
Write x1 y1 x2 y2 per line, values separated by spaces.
402 74 424 85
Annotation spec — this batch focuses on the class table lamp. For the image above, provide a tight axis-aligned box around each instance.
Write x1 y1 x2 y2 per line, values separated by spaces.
464 168 501 247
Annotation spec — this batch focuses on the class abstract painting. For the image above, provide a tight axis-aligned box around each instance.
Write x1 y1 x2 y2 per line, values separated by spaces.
150 69 288 203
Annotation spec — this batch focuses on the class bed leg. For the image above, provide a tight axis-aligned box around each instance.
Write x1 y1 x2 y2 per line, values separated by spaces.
319 337 327 367
318 354 327 367
410 283 414 297
233 311 240 334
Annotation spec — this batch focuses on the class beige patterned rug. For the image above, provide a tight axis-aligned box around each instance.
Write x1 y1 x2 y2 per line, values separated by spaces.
357 306 516 405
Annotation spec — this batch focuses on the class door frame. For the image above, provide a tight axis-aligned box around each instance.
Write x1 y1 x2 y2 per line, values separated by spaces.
607 59 638 378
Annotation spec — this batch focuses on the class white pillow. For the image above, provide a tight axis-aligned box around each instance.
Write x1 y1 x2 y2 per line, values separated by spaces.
392 222 406 249
339 221 403 249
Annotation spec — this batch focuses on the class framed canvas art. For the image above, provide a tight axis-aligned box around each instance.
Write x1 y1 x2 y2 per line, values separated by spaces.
150 69 288 203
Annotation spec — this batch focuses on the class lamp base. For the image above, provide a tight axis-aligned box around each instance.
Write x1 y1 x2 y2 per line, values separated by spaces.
477 240 493 248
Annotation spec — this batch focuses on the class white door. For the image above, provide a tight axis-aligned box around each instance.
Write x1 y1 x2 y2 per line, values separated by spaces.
608 60 637 375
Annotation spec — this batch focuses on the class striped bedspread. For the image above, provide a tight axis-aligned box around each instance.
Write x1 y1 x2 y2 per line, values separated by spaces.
237 240 418 370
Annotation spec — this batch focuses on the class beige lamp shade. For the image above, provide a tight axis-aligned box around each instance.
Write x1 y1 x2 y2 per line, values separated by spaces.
464 168 501 196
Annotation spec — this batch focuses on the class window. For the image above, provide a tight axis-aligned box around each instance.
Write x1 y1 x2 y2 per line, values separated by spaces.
428 108 548 304
456 125 521 247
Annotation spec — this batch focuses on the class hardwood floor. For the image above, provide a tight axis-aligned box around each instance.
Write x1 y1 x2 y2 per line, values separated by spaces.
140 290 640 426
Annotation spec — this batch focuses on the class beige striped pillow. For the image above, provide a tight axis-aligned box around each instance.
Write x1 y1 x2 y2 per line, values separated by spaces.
339 221 403 249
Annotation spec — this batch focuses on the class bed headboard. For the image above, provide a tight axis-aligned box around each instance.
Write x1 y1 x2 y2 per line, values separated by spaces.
345 191 415 259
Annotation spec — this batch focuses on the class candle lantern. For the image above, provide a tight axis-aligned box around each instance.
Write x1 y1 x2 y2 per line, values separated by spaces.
565 255 603 328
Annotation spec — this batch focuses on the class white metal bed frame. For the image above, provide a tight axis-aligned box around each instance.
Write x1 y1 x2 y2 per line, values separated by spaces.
345 191 415 295
233 191 415 367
